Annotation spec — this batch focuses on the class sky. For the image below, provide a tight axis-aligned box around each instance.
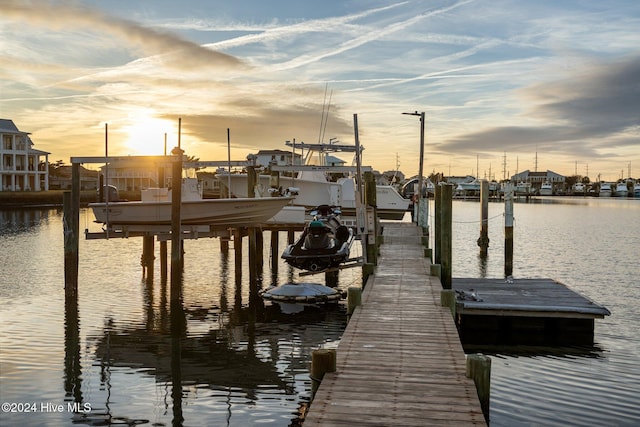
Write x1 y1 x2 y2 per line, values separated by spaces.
1 0 639 181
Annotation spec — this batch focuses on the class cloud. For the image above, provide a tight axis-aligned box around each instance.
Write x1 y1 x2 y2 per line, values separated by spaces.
2 0 245 71
443 55 640 159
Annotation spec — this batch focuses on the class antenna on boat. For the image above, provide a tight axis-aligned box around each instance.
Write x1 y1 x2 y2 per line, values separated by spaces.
318 84 333 146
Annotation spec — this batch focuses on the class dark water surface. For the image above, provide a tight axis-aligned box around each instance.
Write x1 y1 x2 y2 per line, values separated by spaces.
1 197 639 426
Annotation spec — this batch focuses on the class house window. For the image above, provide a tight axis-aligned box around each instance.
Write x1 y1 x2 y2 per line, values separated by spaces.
2 135 12 150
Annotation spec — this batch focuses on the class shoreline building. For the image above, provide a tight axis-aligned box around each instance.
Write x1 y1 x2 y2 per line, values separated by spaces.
1 119 49 191
511 170 565 193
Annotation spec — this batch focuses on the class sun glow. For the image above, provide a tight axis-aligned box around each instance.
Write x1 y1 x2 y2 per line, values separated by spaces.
121 113 176 156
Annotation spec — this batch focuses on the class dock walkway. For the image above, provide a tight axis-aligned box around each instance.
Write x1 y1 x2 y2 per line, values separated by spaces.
304 222 485 426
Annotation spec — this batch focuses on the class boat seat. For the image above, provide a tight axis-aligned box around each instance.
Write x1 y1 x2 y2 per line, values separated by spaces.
305 231 331 250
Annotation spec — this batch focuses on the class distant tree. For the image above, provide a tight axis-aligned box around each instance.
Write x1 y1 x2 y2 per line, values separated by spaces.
429 171 444 184
565 175 581 187
49 160 66 176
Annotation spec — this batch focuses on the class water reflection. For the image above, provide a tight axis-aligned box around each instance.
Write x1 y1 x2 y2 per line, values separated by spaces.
0 208 54 234
81 243 345 426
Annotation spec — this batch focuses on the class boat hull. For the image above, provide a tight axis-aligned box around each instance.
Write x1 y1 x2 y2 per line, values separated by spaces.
89 197 292 226
223 174 409 220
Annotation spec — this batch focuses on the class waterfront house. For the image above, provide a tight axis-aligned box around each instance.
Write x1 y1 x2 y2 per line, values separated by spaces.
99 157 171 191
49 165 99 190
511 170 565 193
254 149 302 167
0 119 50 191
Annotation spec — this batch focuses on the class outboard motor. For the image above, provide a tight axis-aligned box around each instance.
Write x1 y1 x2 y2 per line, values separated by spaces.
98 185 120 202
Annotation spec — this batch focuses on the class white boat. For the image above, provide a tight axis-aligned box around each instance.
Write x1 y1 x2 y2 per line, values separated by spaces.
572 182 586 196
539 181 553 196
599 182 612 197
89 178 293 227
614 181 629 197
634 182 640 198
454 179 481 199
515 181 532 195
220 143 409 220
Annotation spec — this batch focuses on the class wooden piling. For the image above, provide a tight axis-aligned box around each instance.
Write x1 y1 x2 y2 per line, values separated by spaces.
248 227 258 286
466 354 491 423
347 287 362 315
234 228 243 291
364 172 378 266
247 166 257 198
478 179 490 257
170 146 184 299
440 289 456 317
504 183 514 278
160 241 168 282
434 183 442 265
310 348 336 398
440 184 453 289
63 190 79 299
270 230 279 274
325 270 339 287
142 234 155 281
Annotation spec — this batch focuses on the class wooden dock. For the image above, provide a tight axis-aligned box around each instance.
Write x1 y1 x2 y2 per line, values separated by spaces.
304 222 486 426
453 278 610 346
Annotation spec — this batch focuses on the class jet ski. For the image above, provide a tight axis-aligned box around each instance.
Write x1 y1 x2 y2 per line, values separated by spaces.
281 205 354 272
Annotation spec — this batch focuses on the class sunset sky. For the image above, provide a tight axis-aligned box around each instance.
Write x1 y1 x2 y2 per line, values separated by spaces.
2 0 639 180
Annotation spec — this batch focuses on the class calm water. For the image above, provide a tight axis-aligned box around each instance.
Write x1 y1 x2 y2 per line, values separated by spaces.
1 197 639 426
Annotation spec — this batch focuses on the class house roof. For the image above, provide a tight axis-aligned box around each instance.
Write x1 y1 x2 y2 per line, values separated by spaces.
0 119 26 134
256 149 301 157
325 155 346 165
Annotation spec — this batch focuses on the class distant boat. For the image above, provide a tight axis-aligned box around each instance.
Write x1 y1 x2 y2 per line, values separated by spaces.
614 181 629 197
634 182 640 198
573 182 586 196
539 181 553 196
515 181 532 196
281 205 354 272
599 182 613 197
89 178 292 227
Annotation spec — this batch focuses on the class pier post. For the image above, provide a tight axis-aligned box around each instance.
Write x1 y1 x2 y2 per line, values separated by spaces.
434 184 442 265
310 349 336 398
63 162 80 298
440 184 453 289
466 354 491 423
504 183 514 278
364 172 378 266
170 146 184 300
142 234 155 281
270 230 279 275
347 286 362 315
234 228 243 292
248 227 263 287
160 241 168 282
247 166 257 198
325 270 339 287
477 179 490 257
440 289 456 317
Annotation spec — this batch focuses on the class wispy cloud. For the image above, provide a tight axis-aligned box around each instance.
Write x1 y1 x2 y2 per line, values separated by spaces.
2 0 245 70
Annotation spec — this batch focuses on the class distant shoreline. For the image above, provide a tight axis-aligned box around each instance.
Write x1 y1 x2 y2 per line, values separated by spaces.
0 190 140 208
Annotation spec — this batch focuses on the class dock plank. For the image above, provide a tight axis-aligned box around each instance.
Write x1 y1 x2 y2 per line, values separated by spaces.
304 223 486 426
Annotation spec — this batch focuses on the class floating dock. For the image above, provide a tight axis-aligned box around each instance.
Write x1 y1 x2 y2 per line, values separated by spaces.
304 223 486 426
453 278 610 346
